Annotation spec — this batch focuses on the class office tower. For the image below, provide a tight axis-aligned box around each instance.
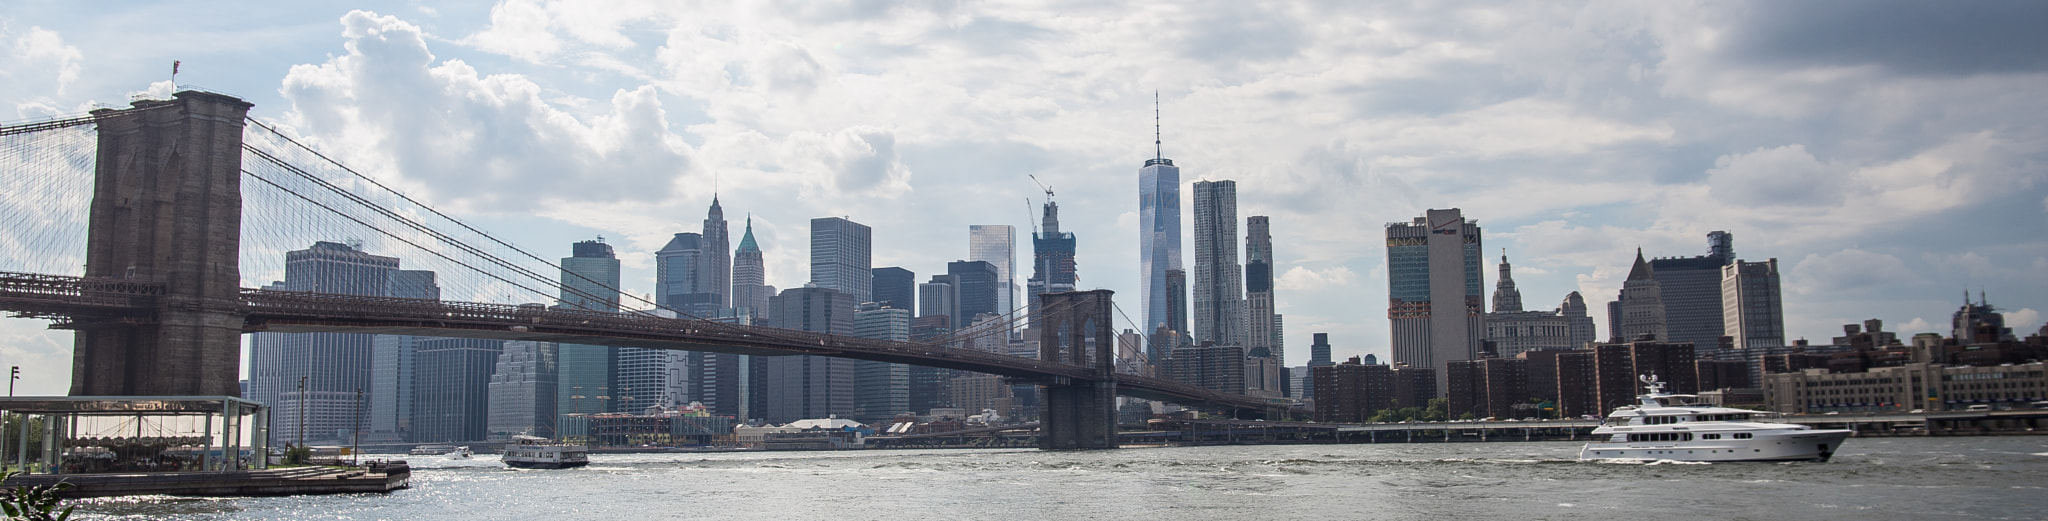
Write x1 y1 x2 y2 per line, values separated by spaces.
1028 198 1077 328
1649 231 1738 352
871 267 916 311
1722 258 1785 350
1190 180 1246 347
968 225 1016 316
1244 215 1281 396
918 278 955 320
253 242 443 445
1612 249 1668 343
1385 208 1485 392
730 217 772 317
487 340 558 440
367 269 437 442
1147 268 1190 363
1140 99 1185 348
559 240 621 421
757 287 857 423
1308 333 1334 367
810 217 873 302
1562 292 1597 348
697 196 732 308
949 260 1001 322
852 302 912 424
654 232 702 309
692 310 755 420
1493 250 1522 313
560 239 621 312
1246 216 1279 357
411 337 504 442
1951 293 2018 343
908 315 953 415
1483 252 1576 358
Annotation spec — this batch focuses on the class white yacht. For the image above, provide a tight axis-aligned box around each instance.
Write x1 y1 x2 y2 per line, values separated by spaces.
502 435 589 469
1580 376 1850 462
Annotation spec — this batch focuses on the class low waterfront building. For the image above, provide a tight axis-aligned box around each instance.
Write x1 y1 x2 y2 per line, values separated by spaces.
1763 362 2048 413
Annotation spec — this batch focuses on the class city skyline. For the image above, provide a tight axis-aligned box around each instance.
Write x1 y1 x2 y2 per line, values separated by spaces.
3 2 2047 394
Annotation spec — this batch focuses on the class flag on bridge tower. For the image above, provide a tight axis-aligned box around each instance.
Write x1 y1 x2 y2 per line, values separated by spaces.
172 60 180 82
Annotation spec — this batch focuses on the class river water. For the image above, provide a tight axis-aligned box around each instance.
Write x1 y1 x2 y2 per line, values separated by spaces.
66 437 2048 520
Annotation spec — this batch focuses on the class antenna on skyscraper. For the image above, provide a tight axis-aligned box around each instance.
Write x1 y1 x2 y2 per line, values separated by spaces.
1154 90 1163 160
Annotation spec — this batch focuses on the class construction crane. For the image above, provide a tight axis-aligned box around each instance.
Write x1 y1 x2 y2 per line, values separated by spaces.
1028 174 1054 201
1025 198 1038 235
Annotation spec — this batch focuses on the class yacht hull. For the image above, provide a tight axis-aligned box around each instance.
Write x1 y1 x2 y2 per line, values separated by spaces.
1580 429 1851 463
504 459 590 469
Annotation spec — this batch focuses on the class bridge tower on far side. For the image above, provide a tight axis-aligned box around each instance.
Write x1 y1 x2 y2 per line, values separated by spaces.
1036 289 1118 449
72 91 252 397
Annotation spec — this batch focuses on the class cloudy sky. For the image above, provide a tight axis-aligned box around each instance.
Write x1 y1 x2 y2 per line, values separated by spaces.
3 0 2045 394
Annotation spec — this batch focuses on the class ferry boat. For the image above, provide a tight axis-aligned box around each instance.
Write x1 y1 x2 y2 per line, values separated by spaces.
502 435 589 469
1580 376 1850 462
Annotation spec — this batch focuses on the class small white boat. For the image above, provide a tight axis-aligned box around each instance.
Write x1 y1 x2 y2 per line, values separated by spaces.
451 446 473 459
409 444 461 456
1580 375 1851 463
502 435 588 469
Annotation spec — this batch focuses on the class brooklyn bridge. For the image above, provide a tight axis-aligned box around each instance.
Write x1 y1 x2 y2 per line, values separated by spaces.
0 91 1291 450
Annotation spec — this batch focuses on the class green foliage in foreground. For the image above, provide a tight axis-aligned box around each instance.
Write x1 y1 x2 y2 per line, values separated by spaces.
0 470 72 521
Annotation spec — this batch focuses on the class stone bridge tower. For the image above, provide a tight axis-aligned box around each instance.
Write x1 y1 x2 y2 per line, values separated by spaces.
1036 289 1118 449
72 91 251 397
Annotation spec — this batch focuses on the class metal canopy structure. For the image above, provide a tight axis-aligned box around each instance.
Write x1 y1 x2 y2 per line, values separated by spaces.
0 395 269 474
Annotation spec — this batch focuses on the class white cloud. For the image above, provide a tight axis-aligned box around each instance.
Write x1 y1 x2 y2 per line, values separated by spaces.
1278 265 1357 291
1706 144 1843 207
2006 308 2041 336
10 27 82 94
1789 249 1920 296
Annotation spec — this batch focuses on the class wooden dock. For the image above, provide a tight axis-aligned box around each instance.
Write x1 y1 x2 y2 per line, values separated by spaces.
2 461 410 498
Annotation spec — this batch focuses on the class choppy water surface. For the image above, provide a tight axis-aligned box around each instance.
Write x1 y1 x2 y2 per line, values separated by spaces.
69 437 2048 520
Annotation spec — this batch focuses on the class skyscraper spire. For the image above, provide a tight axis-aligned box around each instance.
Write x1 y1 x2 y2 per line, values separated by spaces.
1154 90 1163 161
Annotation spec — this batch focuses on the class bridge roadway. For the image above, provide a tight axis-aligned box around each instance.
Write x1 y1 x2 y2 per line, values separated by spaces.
0 271 1284 414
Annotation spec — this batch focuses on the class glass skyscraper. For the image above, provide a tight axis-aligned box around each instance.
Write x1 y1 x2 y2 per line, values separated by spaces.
1139 145 1183 345
1190 180 1245 347
558 240 621 420
968 225 1016 316
809 217 873 302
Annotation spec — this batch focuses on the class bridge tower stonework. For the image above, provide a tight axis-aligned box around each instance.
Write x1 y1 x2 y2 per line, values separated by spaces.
72 91 252 397
1036 290 1118 449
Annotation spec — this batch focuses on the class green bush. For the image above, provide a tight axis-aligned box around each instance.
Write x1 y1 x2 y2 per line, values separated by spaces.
0 470 72 521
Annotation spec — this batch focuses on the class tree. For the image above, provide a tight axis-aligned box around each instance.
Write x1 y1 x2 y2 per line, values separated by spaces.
1422 398 1449 422
0 471 73 521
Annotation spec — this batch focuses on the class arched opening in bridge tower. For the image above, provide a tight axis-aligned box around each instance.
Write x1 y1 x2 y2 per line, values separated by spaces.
1082 318 1099 369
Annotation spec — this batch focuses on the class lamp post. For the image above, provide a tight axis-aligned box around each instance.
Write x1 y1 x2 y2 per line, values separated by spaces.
297 376 307 450
353 388 362 466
